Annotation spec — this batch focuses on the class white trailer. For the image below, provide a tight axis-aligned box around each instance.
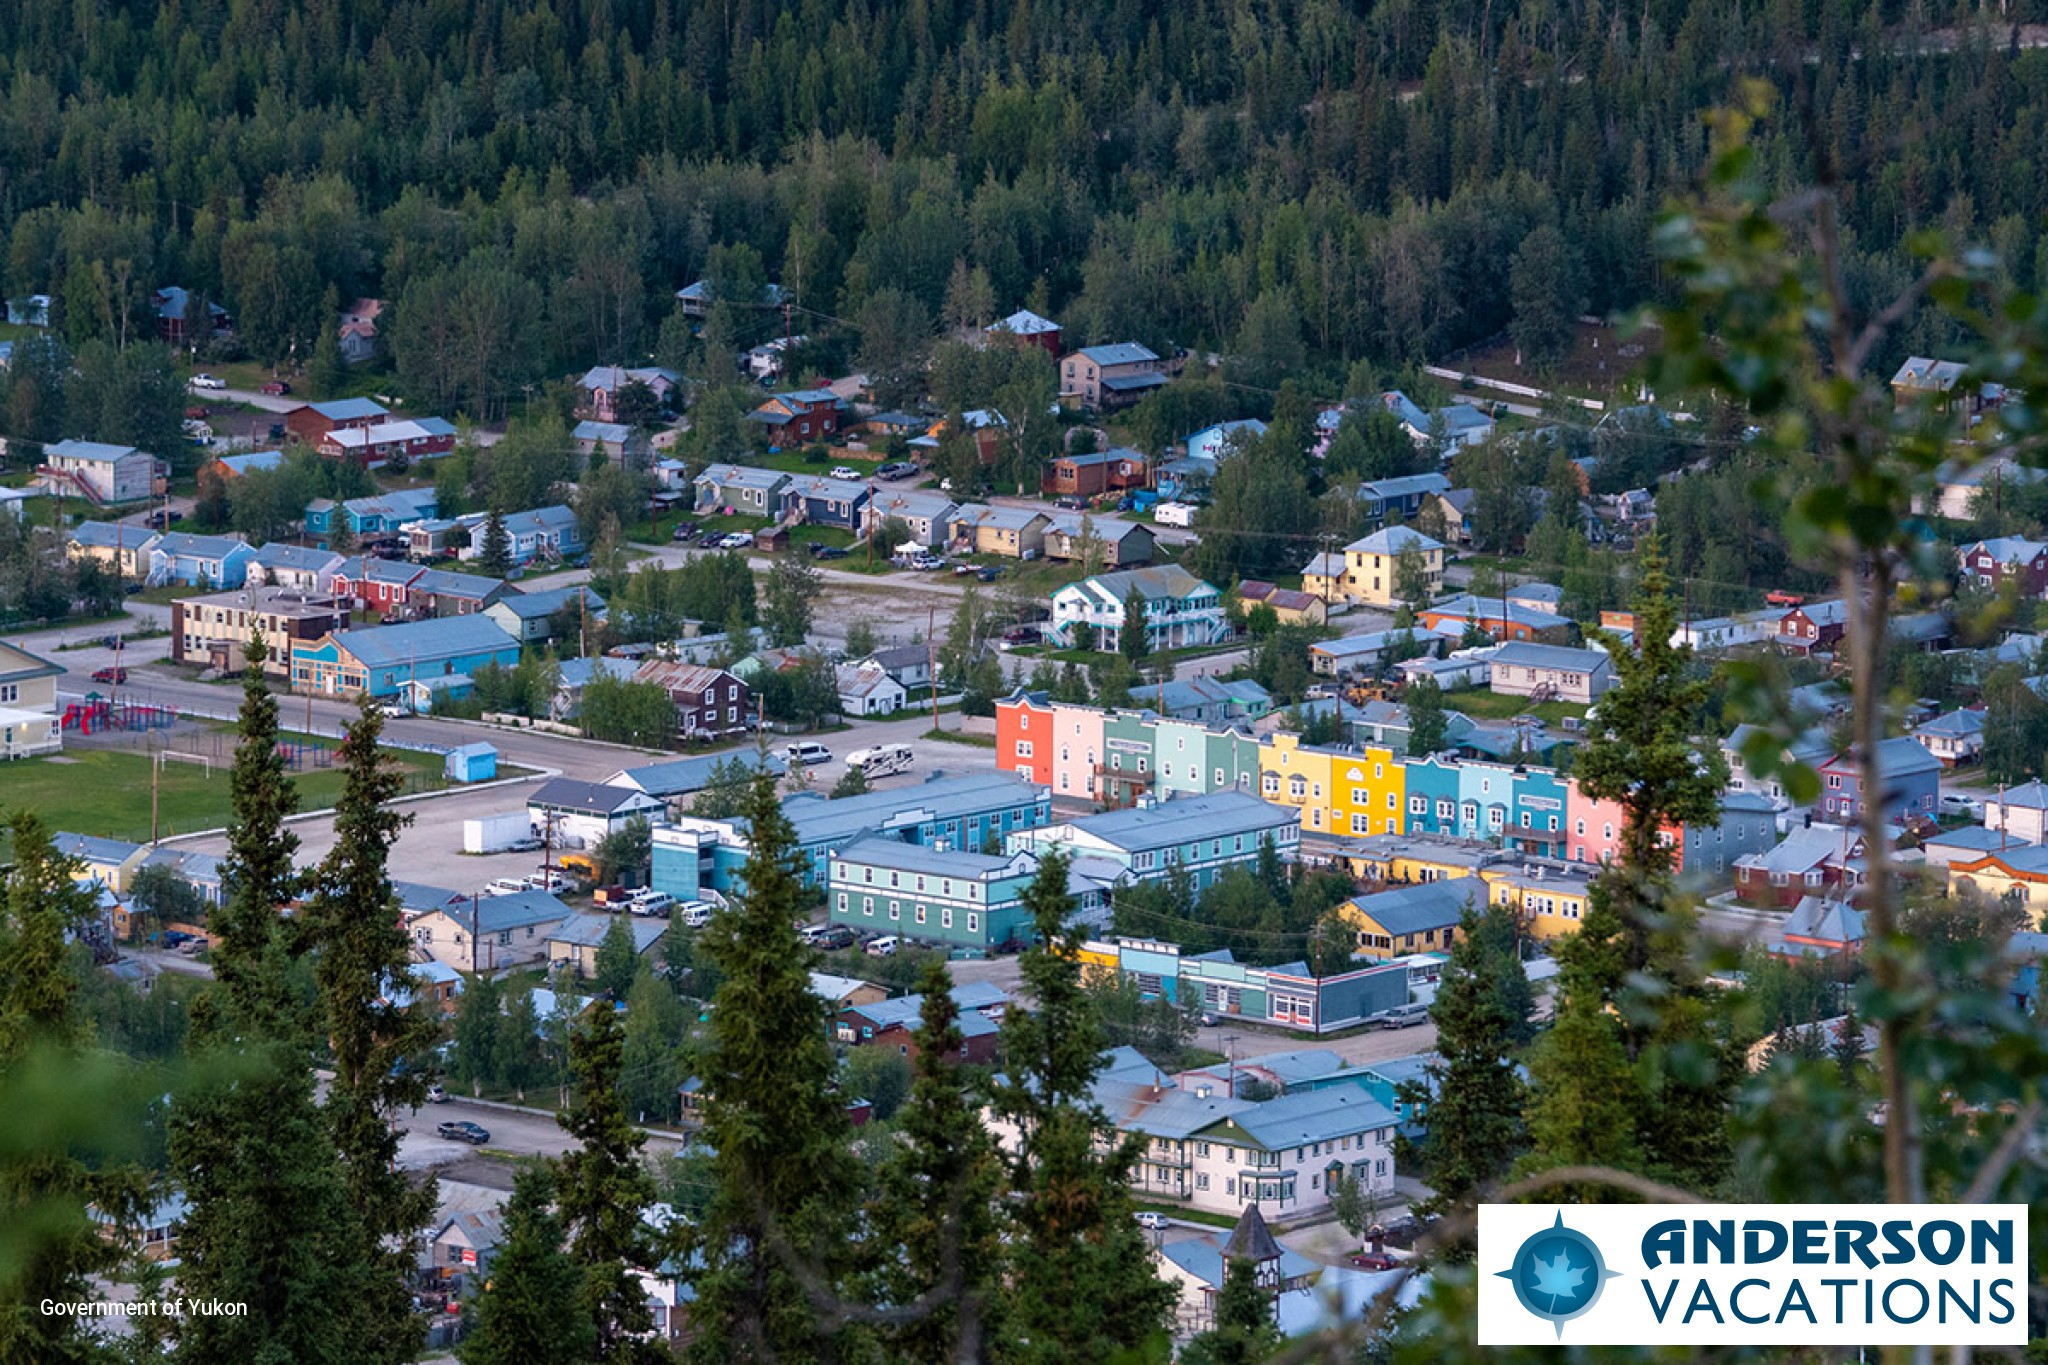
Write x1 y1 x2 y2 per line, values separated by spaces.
846 742 914 779
1154 502 1197 528
463 811 536 854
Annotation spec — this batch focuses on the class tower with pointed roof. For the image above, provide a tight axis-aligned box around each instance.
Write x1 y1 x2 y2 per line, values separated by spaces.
1221 1201 1283 1310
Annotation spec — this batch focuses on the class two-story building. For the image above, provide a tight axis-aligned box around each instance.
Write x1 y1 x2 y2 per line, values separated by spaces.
1061 343 1167 411
1817 736 1940 825
576 364 681 422
746 389 844 448
1775 600 1850 654
171 588 349 676
1041 513 1157 569
1733 825 1866 908
1353 473 1452 526
1006 791 1298 891
630 660 750 739
0 639 64 759
1958 536 2048 597
1337 877 1484 960
38 440 164 505
827 834 1047 953
525 778 668 849
1046 564 1229 651
951 504 1050 559
780 475 870 531
1302 527 1445 609
408 890 570 973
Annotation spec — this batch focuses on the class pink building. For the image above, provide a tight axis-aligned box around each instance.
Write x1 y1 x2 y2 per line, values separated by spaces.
1048 704 1106 803
1564 780 1681 870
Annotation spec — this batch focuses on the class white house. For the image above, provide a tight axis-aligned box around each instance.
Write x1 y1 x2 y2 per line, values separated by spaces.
407 891 570 973
1911 708 1986 768
524 778 667 849
1047 564 1229 652
1486 642 1612 703
836 662 907 716
0 639 65 759
38 439 162 504
1986 780 2048 846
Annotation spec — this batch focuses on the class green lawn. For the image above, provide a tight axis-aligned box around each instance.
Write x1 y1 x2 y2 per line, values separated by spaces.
0 746 450 844
1441 688 1585 724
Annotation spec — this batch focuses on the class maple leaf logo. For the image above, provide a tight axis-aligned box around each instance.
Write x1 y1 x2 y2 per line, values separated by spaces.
1527 1248 1586 1311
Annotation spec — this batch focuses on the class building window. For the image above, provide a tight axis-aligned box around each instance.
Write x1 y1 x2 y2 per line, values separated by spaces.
966 913 978 934
862 896 874 917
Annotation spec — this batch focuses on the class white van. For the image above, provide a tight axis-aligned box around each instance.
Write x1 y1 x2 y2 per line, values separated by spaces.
481 878 527 898
846 743 914 779
627 890 675 918
783 741 833 767
676 901 714 928
865 935 900 957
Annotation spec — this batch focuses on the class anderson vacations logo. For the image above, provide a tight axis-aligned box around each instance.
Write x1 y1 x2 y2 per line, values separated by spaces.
1479 1204 2030 1346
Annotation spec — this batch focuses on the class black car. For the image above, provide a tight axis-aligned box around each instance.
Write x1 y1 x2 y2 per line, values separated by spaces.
813 924 859 951
815 546 850 560
670 522 699 540
975 565 1000 581
436 1120 490 1145
698 530 727 548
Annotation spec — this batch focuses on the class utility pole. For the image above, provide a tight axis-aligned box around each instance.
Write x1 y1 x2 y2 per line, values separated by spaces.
927 602 940 734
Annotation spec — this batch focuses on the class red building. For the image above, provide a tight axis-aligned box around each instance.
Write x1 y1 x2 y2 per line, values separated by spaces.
985 309 1062 358
1732 826 1865 909
330 557 425 614
630 661 750 739
1957 536 2048 598
1044 447 1148 497
994 693 1054 788
1774 600 1849 654
745 389 843 449
317 417 458 468
835 998 1002 1066
287 397 391 446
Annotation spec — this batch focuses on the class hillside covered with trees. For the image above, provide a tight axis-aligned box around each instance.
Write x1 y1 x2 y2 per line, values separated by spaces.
4 0 2046 421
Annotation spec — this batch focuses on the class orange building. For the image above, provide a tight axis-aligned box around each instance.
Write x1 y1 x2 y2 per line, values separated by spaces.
995 693 1055 788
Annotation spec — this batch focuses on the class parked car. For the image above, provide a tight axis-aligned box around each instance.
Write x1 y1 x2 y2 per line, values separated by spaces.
1052 495 1085 510
671 524 701 541
698 530 728 548
1367 1003 1432 1030
909 552 944 571
875 461 915 479
1347 1252 1399 1271
522 871 570 893
866 935 901 957
627 890 675 918
814 546 850 560
813 924 858 951
189 373 226 390
90 666 127 684
481 878 527 897
1001 624 1039 645
435 1120 489 1145
676 901 715 928
260 379 292 396
1938 792 1983 817
783 741 833 766
718 531 754 549
425 1083 448 1104
1135 1211 1168 1230
830 465 861 480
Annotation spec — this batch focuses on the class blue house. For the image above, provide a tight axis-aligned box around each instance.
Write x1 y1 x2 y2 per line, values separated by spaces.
1507 767 1571 859
1403 754 1463 836
146 532 256 589
1818 736 1941 826
305 487 438 543
289 615 520 700
779 474 871 530
1354 472 1451 525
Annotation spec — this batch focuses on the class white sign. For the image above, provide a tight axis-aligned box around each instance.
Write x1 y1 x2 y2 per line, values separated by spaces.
1479 1204 2029 1346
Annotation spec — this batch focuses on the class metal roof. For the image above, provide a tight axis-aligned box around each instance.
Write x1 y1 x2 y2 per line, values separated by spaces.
1489 641 1609 672
306 397 390 422
327 615 518 670
1051 790 1295 853
1343 877 1483 936
547 912 667 952
527 778 666 816
47 439 141 462
608 751 785 797
1217 1084 1399 1150
1347 525 1443 555
1074 342 1159 366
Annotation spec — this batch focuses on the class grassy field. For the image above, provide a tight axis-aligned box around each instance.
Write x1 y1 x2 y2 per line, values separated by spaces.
0 745 451 843
1442 687 1587 724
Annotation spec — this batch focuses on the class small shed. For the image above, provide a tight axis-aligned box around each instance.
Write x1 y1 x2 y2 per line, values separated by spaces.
753 526 791 552
444 742 498 783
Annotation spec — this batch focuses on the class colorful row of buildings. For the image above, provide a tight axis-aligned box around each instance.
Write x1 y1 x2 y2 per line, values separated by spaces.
992 694 1779 880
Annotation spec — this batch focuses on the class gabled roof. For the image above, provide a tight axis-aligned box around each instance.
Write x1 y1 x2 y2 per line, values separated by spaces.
1356 472 1451 503
212 450 286 477
412 566 507 601
67 521 158 551
696 463 789 492
254 542 342 574
1821 735 1939 779
1991 779 2048 812
1892 356 1967 391
607 751 784 798
989 308 1059 336
1738 824 1862 875
0 639 63 686
1343 877 1483 937
836 662 906 701
1057 446 1146 469
547 912 666 953
783 475 868 503
1210 1085 1399 1150
490 585 599 620
577 364 679 392
1060 563 1214 611
1778 895 1866 945
527 777 665 816
151 531 251 561
953 503 1047 534
1960 535 2048 564
1913 709 1985 739
573 419 634 444
632 659 738 696
1418 595 1559 630
496 505 577 536
437 890 572 937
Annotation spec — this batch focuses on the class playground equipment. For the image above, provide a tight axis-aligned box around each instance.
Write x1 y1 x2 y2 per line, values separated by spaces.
274 739 336 770
59 694 175 735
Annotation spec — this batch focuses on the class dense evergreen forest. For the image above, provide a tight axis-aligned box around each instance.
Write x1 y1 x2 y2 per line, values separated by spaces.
4 0 2047 416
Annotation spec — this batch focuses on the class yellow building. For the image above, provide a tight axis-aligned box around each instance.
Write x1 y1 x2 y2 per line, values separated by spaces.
1258 733 1341 836
1334 876 1485 960
1330 746 1406 839
1319 526 1446 608
1946 850 2048 909
1481 861 1600 943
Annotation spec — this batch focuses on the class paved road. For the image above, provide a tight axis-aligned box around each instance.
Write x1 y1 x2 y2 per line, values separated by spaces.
396 1092 683 1165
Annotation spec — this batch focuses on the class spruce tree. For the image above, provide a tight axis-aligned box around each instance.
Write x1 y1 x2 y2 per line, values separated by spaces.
305 698 437 1365
169 640 371 1365
479 507 514 579
1181 1254 1281 1365
0 814 151 1364
1394 907 1525 1251
459 1166 595 1365
995 849 1175 1363
865 959 1009 1363
555 1003 660 1362
686 772 859 1364
1119 586 1151 665
592 914 640 1001
1404 676 1448 758
1515 882 1646 1201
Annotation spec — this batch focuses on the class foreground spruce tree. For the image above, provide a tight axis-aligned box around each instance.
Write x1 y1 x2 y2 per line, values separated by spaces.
458 1166 595 1365
1394 906 1525 1248
305 698 437 1365
555 1003 660 1363
864 959 1009 1363
994 849 1175 1364
1181 1253 1281 1365
0 813 150 1365
169 637 372 1365
686 772 859 1364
